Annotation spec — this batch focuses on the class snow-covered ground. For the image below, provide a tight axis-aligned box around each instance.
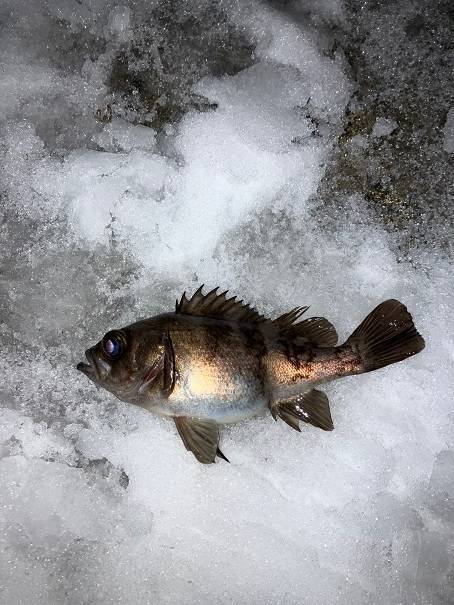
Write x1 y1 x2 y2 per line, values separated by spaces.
0 1 453 603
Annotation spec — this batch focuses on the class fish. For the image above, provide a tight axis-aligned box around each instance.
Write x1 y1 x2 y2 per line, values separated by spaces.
77 286 425 464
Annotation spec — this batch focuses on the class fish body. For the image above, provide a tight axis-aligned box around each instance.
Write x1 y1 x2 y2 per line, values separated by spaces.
77 287 425 463
147 314 267 423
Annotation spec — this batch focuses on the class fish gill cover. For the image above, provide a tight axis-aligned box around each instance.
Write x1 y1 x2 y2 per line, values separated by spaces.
0 0 453 603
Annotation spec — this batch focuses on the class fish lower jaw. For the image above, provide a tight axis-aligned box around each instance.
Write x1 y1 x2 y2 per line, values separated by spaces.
76 361 97 380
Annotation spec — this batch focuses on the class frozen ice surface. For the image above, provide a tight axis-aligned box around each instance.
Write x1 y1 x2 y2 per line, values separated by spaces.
371 117 398 139
0 1 453 604
443 107 454 154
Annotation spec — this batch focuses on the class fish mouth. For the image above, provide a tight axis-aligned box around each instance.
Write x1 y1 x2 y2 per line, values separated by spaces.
76 350 98 379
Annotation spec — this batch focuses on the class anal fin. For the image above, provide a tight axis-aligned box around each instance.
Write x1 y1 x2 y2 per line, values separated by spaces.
276 407 301 432
272 389 334 432
216 446 230 463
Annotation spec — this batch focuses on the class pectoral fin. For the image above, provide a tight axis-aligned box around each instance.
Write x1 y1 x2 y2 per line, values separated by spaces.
137 332 175 399
272 389 334 432
174 417 228 464
161 332 176 398
137 354 165 396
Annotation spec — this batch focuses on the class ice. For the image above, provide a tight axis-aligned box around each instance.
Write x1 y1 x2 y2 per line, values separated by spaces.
443 107 454 154
108 5 132 40
371 117 398 138
92 118 157 153
1 1 453 604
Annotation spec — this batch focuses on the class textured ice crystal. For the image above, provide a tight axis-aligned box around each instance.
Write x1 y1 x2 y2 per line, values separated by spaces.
0 1 453 604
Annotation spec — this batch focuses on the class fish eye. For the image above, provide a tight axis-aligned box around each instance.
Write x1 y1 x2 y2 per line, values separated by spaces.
102 331 126 360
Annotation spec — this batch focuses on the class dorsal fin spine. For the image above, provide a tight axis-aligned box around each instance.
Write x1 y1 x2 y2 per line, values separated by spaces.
175 286 268 323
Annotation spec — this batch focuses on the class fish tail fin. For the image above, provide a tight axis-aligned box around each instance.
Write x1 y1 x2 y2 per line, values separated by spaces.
345 299 425 372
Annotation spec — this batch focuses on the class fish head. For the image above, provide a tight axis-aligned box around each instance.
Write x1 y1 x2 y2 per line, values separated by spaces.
76 322 166 403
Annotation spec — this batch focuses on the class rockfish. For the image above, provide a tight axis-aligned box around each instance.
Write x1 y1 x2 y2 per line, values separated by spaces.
77 287 425 463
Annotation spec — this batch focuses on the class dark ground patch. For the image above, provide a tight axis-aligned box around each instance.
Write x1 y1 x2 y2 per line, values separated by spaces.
312 0 454 255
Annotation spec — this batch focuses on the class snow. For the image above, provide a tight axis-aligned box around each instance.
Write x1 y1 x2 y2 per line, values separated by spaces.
371 117 398 138
443 107 454 154
1 1 453 604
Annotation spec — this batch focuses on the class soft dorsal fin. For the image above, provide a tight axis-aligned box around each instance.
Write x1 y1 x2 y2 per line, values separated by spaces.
272 306 310 328
175 285 268 324
286 317 338 346
273 306 338 346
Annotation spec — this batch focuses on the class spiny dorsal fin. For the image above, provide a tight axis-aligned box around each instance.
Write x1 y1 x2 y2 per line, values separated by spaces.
175 285 268 324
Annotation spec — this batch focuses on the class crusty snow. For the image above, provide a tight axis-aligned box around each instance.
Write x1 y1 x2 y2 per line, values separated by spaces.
0 1 453 604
